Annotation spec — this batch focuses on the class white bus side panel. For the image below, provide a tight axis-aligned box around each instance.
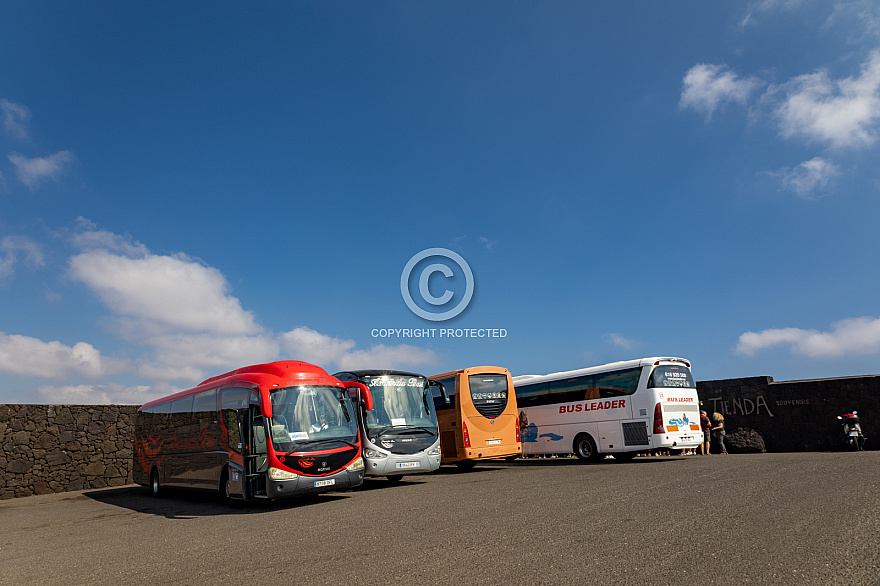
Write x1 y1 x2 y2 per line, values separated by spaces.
519 397 634 455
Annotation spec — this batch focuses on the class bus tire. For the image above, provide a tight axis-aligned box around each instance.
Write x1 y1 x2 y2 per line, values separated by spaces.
456 460 477 470
386 475 403 484
504 455 519 462
573 434 600 462
150 468 162 497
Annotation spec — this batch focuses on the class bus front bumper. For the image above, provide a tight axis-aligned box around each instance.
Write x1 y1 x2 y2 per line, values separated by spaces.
365 452 441 477
267 468 364 498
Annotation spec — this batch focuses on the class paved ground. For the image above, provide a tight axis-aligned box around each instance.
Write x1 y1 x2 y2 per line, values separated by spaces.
1 451 878 585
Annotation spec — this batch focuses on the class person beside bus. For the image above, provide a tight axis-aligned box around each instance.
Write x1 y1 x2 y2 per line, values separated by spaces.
711 412 727 454
700 410 711 455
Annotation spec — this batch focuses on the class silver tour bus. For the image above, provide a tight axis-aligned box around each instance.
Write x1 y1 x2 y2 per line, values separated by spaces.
334 369 448 482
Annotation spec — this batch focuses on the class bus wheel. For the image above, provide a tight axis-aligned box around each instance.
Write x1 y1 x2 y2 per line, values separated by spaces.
504 455 519 462
386 475 403 484
456 460 476 470
150 469 162 497
573 434 599 462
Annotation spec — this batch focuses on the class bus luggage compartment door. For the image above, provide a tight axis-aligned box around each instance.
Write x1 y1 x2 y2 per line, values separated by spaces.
226 462 245 498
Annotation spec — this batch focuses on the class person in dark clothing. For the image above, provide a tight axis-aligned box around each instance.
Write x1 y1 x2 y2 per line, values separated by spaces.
711 412 727 454
700 410 711 455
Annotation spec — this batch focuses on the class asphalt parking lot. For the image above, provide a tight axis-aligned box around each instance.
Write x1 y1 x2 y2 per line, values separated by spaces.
1 451 878 585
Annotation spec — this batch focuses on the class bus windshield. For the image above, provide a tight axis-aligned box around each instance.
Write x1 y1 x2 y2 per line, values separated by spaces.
268 386 359 450
648 365 695 389
361 375 437 439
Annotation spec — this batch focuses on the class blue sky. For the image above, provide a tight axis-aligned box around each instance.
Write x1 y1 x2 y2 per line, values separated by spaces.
2 1 880 404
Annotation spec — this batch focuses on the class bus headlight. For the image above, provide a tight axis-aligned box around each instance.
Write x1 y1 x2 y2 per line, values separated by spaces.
427 446 441 456
269 467 299 480
364 449 387 459
346 457 365 471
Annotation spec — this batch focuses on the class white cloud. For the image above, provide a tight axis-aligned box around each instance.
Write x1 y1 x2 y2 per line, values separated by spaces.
740 0 807 28
0 235 44 280
771 51 880 148
281 326 438 371
736 316 880 357
776 156 842 198
137 333 280 382
70 218 149 257
34 382 175 405
19 224 441 388
0 99 30 139
606 333 639 351
69 249 260 337
8 150 76 190
0 332 122 378
680 64 761 120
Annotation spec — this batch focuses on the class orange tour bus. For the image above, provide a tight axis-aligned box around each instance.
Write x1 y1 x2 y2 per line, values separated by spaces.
133 360 373 505
428 366 521 468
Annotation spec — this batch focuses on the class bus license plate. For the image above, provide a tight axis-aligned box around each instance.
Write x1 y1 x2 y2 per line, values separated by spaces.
396 462 419 469
487 439 501 445
314 479 335 488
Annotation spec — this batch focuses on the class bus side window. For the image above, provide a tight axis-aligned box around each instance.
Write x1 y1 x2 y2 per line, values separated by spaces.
153 401 171 432
432 377 456 410
192 389 217 425
516 382 549 407
594 368 641 397
549 375 594 404
169 396 194 428
221 388 251 456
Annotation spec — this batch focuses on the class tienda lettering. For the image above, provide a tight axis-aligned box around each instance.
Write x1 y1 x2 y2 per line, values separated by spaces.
559 399 625 414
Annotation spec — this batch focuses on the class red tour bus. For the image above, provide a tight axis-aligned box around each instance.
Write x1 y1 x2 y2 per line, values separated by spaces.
133 360 373 505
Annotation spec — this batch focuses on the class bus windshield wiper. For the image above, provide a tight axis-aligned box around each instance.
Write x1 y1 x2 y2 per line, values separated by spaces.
287 438 356 455
385 426 437 435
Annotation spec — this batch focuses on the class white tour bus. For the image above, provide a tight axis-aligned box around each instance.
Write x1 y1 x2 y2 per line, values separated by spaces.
513 357 702 461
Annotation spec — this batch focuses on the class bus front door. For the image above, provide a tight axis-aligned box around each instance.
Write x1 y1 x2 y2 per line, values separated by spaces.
221 407 248 499
247 409 268 498
221 388 266 500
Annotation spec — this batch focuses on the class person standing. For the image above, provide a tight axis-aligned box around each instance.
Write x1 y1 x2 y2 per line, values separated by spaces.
700 410 711 455
711 413 727 454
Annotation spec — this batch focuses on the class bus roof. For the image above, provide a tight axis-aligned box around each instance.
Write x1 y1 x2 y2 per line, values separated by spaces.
429 366 511 380
140 360 341 411
334 369 425 378
511 357 691 387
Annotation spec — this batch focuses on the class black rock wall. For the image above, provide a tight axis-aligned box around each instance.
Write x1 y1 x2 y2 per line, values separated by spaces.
696 375 878 452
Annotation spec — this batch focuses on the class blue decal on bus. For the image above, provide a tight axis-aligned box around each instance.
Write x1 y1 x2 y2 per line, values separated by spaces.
522 424 538 442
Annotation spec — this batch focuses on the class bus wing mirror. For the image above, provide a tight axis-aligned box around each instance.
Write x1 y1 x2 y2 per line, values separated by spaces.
345 382 373 411
430 380 450 404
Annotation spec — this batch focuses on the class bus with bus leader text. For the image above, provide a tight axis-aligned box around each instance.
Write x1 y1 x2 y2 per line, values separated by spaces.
513 357 702 461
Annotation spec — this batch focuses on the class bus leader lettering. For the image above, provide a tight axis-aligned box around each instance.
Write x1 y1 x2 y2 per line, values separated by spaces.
559 400 625 414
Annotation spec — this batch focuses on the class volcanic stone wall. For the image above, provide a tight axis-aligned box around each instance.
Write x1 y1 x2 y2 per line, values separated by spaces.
696 375 878 452
0 404 137 500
